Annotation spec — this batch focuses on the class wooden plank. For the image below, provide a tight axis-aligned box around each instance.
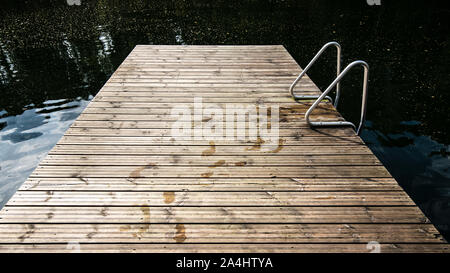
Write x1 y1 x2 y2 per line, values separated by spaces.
109 75 302 80
0 206 426 224
97 91 317 97
113 71 302 76
65 126 352 137
40 154 382 166
132 45 285 49
80 104 336 114
119 64 301 69
48 144 375 155
19 178 402 192
91 98 306 104
1 243 448 253
68 121 351 130
99 80 302 87
0 224 443 244
29 166 392 178
86 102 323 108
121 61 297 65
6 191 413 206
56 136 361 146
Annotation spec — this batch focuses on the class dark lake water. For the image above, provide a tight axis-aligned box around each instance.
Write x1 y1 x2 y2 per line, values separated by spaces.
0 0 449 239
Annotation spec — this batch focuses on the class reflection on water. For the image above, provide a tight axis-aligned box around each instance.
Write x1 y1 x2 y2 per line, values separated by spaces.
363 121 450 234
0 39 18 84
0 0 449 239
0 98 90 205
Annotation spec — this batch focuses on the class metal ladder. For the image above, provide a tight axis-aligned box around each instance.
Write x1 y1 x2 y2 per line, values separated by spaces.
289 42 369 135
289 41 341 107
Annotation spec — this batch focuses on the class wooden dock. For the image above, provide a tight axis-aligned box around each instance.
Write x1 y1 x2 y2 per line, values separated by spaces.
0 45 447 253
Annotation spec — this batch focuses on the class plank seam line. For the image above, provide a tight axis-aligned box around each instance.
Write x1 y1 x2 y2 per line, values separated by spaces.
16 190 404 192
46 153 373 156
27 176 394 179
53 144 365 146
36 164 384 167
0 242 446 245
5 205 418 208
0 222 433 225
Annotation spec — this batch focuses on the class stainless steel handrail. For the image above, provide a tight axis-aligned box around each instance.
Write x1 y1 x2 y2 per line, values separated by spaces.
305 60 369 135
289 41 341 107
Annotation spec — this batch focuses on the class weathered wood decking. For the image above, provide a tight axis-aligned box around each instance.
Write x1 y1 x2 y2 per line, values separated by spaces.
0 45 447 253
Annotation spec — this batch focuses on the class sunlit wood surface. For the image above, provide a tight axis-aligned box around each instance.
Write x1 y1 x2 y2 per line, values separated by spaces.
0 45 447 253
